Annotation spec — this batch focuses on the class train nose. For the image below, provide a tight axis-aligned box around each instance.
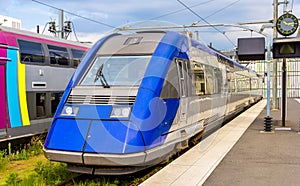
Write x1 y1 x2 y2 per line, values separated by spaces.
83 120 146 154
45 119 146 154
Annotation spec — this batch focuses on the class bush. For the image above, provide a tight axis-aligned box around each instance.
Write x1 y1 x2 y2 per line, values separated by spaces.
3 136 44 162
4 172 22 186
0 150 8 170
27 136 44 156
34 161 74 185
9 149 29 161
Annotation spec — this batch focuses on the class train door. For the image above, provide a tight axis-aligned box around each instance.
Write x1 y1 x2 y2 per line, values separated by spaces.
0 44 9 138
176 58 188 126
0 38 9 138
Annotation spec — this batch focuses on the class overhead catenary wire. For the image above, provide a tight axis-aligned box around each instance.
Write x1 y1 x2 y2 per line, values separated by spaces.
191 0 240 25
204 0 240 20
71 22 79 42
176 0 236 47
32 0 116 29
150 0 216 20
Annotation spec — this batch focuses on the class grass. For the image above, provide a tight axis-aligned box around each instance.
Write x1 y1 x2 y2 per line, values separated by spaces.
0 150 8 170
0 136 103 185
0 136 48 185
1 159 74 186
0 153 48 185
0 149 76 186
0 135 163 185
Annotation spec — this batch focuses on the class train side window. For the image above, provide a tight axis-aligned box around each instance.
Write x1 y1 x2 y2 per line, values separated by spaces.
18 40 45 63
205 66 223 95
71 49 86 67
192 62 205 96
204 66 214 95
236 73 249 92
51 92 63 116
227 71 235 93
214 68 223 94
251 78 258 90
176 59 187 97
48 45 70 66
160 60 180 99
36 93 46 118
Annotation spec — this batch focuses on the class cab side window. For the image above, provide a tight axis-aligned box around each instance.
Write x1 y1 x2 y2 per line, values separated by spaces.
160 60 180 99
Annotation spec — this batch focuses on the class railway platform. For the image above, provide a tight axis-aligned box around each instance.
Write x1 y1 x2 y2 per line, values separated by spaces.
141 98 300 186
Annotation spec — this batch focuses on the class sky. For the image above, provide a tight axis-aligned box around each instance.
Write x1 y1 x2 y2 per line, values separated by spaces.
1 0 300 50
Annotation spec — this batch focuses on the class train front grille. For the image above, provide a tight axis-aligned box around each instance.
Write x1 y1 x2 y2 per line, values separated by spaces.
67 95 136 105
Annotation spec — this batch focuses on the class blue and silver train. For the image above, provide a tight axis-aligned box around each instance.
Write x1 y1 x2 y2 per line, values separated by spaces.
43 30 263 175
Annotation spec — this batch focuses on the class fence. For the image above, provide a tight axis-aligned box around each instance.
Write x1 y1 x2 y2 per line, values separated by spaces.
246 58 300 98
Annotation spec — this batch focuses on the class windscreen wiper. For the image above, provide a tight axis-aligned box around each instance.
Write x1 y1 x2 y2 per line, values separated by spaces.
94 64 110 88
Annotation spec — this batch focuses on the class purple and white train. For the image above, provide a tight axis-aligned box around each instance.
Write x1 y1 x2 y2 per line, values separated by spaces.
0 25 89 141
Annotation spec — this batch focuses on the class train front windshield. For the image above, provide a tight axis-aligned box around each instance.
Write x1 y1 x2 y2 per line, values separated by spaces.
80 55 151 87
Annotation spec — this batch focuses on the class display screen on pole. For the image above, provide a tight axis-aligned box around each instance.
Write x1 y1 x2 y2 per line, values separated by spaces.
279 43 295 55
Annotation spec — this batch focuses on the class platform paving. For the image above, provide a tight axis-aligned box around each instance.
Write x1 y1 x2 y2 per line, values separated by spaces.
203 98 300 186
141 99 280 186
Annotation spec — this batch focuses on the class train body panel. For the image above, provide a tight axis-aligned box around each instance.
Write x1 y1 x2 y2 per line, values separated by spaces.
0 40 9 133
44 30 263 174
0 25 90 140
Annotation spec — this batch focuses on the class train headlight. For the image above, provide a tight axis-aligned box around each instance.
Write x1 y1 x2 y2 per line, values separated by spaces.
65 107 73 115
60 106 79 116
110 106 131 118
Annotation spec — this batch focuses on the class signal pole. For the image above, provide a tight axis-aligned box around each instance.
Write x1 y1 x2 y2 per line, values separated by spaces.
272 0 279 110
272 0 290 110
58 9 64 39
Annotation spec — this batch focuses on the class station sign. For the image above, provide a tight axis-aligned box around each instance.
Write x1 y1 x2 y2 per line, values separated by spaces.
237 37 265 61
273 37 300 58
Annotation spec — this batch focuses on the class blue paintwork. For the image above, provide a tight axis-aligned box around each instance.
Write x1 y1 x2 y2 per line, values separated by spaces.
130 32 187 149
44 31 243 155
160 98 180 134
84 121 145 153
72 105 113 120
45 119 90 151
45 31 187 153
6 46 22 128
45 33 134 151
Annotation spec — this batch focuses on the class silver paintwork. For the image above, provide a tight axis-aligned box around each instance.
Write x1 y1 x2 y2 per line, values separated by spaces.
26 65 75 92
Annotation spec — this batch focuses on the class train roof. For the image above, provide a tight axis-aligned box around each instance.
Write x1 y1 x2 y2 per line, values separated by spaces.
97 31 165 55
98 28 252 72
190 38 247 71
0 25 91 49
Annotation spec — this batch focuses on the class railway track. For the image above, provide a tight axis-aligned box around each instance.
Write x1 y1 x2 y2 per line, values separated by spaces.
52 133 206 185
0 134 46 150
55 174 87 186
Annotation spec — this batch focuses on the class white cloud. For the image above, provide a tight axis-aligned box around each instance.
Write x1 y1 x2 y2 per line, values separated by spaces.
3 0 300 50
70 32 105 43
